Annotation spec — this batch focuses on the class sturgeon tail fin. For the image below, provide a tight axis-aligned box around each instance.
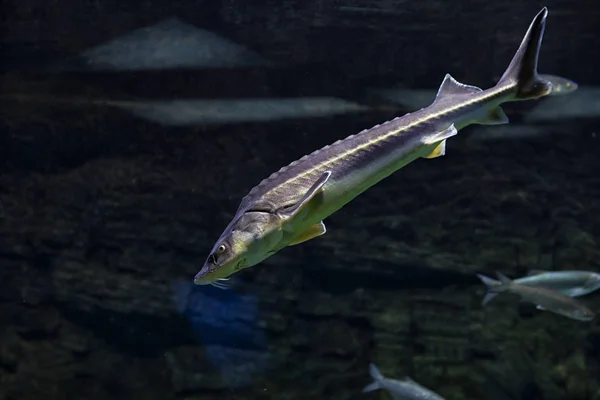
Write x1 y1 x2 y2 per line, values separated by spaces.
496 7 553 101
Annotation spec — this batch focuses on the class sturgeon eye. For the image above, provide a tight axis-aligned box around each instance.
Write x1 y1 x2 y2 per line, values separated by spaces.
217 244 226 253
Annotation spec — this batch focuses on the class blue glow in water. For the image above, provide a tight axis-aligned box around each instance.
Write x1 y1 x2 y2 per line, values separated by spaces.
172 280 270 388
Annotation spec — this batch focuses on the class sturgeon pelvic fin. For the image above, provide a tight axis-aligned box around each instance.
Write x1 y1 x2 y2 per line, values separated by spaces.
421 124 458 159
423 141 447 159
496 7 553 100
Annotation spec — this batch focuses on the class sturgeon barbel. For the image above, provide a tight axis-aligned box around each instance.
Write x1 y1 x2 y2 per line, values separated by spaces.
194 7 575 287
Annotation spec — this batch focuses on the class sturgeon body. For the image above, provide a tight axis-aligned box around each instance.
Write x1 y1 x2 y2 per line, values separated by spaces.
194 8 576 286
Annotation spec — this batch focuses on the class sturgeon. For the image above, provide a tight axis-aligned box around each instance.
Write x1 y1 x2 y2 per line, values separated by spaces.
194 7 575 287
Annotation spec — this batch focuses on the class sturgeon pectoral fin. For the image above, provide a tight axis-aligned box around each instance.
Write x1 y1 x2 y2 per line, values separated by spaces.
288 221 326 246
423 140 446 159
277 171 331 223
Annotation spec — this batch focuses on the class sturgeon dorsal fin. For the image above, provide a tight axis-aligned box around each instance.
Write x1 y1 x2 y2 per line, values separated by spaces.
434 74 482 102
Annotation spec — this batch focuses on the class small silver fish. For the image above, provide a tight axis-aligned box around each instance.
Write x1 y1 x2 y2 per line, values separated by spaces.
363 363 445 400
525 86 600 122
538 75 578 96
477 270 600 299
479 272 596 321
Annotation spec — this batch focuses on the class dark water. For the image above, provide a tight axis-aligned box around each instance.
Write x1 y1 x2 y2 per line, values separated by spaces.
1 0 600 399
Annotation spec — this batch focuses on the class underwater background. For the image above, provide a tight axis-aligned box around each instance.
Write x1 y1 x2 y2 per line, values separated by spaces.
1 0 600 399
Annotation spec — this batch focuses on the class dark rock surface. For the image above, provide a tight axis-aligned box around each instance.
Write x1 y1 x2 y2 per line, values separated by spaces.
1 0 600 399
